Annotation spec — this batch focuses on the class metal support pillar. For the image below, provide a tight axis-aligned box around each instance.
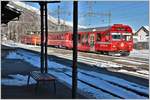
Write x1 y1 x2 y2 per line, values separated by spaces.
44 3 48 73
39 1 60 73
72 1 78 99
40 3 45 73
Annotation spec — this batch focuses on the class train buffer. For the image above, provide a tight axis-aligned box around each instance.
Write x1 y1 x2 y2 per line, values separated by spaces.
27 71 56 94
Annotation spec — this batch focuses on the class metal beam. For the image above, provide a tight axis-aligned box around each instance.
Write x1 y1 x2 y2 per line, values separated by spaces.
72 1 78 99
24 1 60 3
39 3 45 73
44 3 48 73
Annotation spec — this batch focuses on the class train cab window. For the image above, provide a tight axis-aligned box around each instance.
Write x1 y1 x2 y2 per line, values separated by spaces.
122 33 132 41
111 33 122 40
126 35 132 41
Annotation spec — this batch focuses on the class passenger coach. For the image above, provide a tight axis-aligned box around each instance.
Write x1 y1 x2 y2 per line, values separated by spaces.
21 24 133 56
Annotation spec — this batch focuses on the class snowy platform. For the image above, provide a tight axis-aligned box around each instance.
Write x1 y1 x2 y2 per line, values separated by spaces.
1 43 149 99
1 46 86 99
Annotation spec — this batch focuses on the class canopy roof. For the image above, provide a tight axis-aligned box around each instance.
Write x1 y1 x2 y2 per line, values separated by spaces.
1 1 21 24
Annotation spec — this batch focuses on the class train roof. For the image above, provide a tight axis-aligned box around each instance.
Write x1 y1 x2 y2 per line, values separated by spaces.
78 24 131 32
79 26 111 32
25 24 131 35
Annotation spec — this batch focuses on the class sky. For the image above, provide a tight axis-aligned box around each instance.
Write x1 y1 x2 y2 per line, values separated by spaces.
26 1 149 31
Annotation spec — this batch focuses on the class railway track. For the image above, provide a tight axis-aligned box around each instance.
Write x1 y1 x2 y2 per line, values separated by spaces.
44 47 149 67
46 52 149 79
53 68 148 98
2 42 148 64
13 45 148 79
6 48 149 99
30 46 149 66
3 42 148 79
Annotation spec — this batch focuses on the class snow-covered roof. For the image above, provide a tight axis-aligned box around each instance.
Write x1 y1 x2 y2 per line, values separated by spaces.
134 25 149 36
143 26 149 31
12 1 86 29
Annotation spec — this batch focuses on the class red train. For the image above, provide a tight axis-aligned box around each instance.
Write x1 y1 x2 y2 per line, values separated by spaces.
21 24 133 56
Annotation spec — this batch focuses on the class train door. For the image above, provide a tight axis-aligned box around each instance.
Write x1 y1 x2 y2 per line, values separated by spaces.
90 33 95 51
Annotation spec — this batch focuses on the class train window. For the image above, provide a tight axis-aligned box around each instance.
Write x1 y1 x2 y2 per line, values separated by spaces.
122 33 132 41
111 33 122 40
97 33 101 41
80 34 89 45
85 33 88 39
85 34 89 45
122 35 132 41
78 34 81 41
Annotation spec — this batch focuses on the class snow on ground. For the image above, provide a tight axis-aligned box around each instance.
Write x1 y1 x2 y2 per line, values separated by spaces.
117 69 148 79
1 74 36 86
52 54 122 68
113 59 144 65
129 49 149 59
6 52 23 59
78 56 123 68
2 40 38 48
4 49 148 99
136 70 149 75
78 70 148 95
49 69 117 99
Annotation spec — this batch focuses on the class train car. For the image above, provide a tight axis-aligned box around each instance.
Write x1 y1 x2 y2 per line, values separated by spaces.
99 24 133 56
21 34 40 45
21 24 133 56
77 24 133 56
47 32 73 49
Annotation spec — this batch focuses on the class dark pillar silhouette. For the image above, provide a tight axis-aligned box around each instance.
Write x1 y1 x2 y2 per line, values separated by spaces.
40 2 44 73
44 3 48 73
72 1 78 99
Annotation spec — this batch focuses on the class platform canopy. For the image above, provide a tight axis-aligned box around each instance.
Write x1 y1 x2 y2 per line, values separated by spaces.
1 1 21 24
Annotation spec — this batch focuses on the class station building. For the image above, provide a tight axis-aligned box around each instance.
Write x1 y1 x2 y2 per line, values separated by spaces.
133 26 149 49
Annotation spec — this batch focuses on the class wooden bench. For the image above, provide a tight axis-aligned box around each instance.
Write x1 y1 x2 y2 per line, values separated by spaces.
27 71 56 94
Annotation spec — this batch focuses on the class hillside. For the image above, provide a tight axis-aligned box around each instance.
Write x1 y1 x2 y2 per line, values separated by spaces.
1 1 73 42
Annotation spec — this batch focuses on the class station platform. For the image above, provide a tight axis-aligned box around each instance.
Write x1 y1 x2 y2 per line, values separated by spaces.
1 45 86 99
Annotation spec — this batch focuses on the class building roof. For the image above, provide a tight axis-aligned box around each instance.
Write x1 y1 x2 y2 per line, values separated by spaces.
143 26 149 31
1 1 21 24
134 26 149 36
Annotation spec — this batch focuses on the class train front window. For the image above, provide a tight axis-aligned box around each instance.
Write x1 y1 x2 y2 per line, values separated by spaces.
122 33 132 41
111 33 122 40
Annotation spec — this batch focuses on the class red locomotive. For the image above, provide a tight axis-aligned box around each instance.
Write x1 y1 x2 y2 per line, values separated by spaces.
21 24 133 56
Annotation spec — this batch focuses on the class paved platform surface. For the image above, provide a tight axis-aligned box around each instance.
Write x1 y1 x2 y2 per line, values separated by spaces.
1 45 86 99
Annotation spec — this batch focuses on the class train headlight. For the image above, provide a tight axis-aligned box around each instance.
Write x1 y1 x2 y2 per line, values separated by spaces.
112 45 116 48
120 43 124 47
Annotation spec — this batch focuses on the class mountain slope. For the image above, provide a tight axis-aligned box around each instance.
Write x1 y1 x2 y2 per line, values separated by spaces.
2 1 74 41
